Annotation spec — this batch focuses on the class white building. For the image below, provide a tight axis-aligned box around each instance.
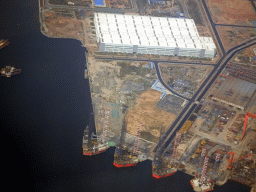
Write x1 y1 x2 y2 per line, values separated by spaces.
94 13 216 58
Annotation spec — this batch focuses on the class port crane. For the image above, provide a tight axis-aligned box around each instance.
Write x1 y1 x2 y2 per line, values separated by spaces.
241 112 256 141
227 152 235 170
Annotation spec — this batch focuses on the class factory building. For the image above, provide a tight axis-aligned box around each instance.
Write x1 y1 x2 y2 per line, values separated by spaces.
94 13 216 58
211 78 256 111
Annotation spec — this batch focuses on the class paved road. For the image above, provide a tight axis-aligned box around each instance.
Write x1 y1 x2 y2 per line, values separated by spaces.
42 0 138 14
43 0 91 11
95 57 215 66
200 0 225 55
216 24 256 28
249 0 256 12
154 62 191 100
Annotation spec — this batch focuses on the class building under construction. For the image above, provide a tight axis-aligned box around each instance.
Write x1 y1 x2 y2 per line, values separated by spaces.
210 78 256 110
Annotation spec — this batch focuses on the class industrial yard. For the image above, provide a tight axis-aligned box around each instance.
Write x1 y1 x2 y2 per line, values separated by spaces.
155 63 256 188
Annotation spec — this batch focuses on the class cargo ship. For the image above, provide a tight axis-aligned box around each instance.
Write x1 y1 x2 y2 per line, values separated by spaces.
1 66 21 77
0 39 9 49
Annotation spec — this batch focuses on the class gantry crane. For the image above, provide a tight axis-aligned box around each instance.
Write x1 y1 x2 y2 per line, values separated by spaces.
227 152 252 170
227 152 235 170
241 112 256 141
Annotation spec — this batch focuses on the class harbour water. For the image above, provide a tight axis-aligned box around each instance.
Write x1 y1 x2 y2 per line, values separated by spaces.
0 0 252 191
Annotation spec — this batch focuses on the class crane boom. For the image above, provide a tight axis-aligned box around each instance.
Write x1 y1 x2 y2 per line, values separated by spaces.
227 152 235 170
241 112 256 140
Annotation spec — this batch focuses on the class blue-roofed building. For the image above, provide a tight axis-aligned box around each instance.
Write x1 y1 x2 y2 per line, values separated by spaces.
148 0 166 5
94 0 104 6
151 62 154 68
151 80 169 99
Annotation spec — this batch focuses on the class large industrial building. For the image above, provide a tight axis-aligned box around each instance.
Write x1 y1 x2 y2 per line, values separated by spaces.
211 78 256 110
94 13 216 58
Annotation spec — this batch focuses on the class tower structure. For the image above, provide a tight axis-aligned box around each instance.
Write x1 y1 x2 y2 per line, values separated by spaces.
101 109 110 143
200 155 209 185
170 131 182 164
133 122 142 156
199 146 207 172
213 151 221 177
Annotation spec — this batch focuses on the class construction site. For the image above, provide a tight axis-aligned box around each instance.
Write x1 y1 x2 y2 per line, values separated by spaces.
158 63 213 98
145 0 183 18
85 57 189 159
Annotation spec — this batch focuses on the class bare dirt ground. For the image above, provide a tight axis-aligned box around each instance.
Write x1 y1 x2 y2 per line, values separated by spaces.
197 25 211 37
184 0 206 26
88 57 180 143
43 10 84 42
125 89 177 142
217 26 256 51
206 0 256 26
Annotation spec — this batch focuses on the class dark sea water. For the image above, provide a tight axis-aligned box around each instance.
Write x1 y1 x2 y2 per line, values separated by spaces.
0 0 252 191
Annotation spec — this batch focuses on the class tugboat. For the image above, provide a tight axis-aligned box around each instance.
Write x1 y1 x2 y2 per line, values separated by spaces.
84 68 88 79
1 66 21 77
0 39 9 49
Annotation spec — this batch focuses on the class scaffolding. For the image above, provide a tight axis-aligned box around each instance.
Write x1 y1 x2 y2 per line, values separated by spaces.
101 109 110 143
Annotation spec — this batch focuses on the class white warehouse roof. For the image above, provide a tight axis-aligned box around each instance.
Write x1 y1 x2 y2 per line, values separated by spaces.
94 13 216 57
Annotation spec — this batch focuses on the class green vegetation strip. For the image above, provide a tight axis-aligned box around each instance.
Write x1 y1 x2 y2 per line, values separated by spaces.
108 142 115 146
